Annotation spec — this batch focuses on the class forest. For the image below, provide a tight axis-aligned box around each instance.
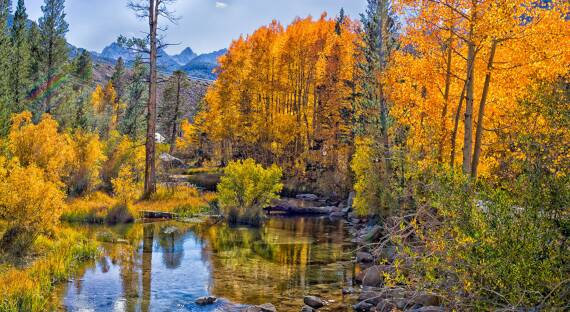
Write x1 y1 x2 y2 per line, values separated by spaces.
0 0 568 311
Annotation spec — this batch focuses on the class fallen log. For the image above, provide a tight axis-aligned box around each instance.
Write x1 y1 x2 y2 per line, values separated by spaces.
140 211 177 219
264 204 334 215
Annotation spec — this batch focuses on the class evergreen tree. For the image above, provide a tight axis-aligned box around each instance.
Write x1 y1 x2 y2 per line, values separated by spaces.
111 57 125 124
10 0 31 113
335 7 345 35
38 0 69 114
120 56 147 140
28 21 41 91
354 0 399 215
159 70 190 154
0 0 12 135
73 49 93 83
71 49 93 129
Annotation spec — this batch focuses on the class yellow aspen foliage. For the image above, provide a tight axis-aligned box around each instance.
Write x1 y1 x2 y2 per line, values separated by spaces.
8 111 75 183
68 131 107 195
0 156 65 250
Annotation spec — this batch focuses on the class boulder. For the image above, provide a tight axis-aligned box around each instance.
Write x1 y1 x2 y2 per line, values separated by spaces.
358 291 384 306
342 287 356 295
353 301 374 312
195 296 217 305
329 211 346 218
363 225 383 242
356 251 374 263
376 300 396 312
301 305 315 312
409 306 445 312
347 191 355 209
357 265 390 287
303 296 324 309
411 293 441 307
296 194 319 200
258 303 277 312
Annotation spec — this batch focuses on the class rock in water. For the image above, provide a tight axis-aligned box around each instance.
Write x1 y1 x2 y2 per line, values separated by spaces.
195 296 217 305
301 305 315 312
303 296 324 309
258 303 277 312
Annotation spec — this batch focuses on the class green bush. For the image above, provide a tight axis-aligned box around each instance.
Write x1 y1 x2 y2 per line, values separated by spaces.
217 159 283 225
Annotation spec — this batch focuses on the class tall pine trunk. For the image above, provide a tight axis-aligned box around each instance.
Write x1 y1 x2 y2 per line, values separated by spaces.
144 0 158 198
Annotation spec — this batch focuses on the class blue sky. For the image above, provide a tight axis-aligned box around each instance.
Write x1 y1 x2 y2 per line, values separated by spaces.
23 0 368 54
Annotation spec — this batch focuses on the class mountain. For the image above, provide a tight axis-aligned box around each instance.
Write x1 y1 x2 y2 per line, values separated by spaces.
94 43 226 80
172 47 197 65
180 49 227 80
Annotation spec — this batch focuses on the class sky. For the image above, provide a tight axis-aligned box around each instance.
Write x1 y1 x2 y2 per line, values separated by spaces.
24 0 368 55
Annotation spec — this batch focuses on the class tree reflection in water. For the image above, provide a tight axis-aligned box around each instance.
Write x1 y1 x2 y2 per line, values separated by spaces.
59 217 355 311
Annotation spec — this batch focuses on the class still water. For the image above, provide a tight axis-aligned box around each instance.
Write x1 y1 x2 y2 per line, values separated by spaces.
58 217 357 311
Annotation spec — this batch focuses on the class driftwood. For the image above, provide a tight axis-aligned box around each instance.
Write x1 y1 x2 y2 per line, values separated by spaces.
264 203 334 215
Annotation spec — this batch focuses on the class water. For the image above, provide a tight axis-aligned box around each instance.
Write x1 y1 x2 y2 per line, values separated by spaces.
58 217 357 311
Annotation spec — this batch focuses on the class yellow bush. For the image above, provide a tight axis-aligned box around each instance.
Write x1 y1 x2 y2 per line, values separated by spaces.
0 157 65 252
101 131 145 190
68 131 107 195
7 112 74 183
112 166 142 204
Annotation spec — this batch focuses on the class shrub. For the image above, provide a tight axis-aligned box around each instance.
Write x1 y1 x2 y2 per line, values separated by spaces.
217 159 283 225
0 158 65 254
112 166 142 205
67 131 106 196
7 112 75 183
389 169 568 310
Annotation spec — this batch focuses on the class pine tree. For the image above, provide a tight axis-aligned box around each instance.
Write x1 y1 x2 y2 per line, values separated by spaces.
111 57 126 124
28 21 41 92
10 0 31 113
71 49 93 129
120 56 147 140
38 0 69 114
73 49 93 83
0 0 12 136
159 70 190 154
354 0 399 215
335 7 345 35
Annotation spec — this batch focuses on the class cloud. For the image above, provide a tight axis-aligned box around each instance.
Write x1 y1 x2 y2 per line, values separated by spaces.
215 2 228 9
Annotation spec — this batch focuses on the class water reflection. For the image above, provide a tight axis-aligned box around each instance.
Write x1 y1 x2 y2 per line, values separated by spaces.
59 217 355 311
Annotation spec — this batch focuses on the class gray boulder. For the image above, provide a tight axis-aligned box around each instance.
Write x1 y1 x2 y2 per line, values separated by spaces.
356 251 374 263
159 153 188 169
353 301 374 312
303 296 324 309
409 306 445 312
296 194 319 201
301 305 315 312
356 265 390 287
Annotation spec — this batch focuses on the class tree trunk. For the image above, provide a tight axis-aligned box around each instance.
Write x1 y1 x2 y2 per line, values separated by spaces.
437 34 453 163
143 0 158 199
450 82 466 169
471 39 497 178
462 39 476 175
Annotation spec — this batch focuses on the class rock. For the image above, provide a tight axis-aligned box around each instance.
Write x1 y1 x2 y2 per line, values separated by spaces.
394 297 412 310
353 301 374 312
411 293 441 307
341 207 351 214
409 306 445 312
363 225 383 242
195 296 217 305
159 153 188 169
301 305 315 312
379 246 396 263
356 251 374 263
258 303 277 312
376 300 396 312
329 211 346 218
296 194 319 201
358 291 384 306
342 287 355 295
161 226 179 235
303 296 324 309
358 265 390 287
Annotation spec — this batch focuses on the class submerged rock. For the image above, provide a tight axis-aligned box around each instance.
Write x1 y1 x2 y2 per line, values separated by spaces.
195 296 217 305
296 193 319 201
303 296 324 309
301 305 315 312
245 303 277 312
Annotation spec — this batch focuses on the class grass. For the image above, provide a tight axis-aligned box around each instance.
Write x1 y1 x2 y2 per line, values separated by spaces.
62 185 216 224
0 228 99 312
